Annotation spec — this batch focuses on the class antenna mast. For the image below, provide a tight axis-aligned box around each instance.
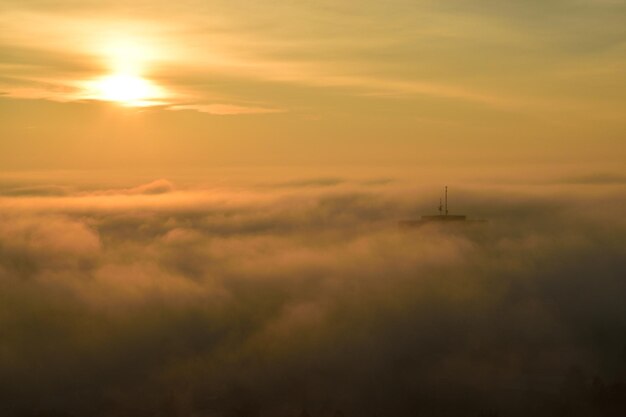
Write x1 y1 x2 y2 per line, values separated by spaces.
445 186 448 216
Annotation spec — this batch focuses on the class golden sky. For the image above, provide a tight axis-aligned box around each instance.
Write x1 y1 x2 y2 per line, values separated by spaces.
2 4 626 415
1 0 625 169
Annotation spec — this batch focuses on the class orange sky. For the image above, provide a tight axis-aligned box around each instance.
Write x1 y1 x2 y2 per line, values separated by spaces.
1 0 625 171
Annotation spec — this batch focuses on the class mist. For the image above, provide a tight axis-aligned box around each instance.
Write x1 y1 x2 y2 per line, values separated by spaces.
1 173 625 417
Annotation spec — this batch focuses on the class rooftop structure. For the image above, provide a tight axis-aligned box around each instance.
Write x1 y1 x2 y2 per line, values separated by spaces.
399 186 482 228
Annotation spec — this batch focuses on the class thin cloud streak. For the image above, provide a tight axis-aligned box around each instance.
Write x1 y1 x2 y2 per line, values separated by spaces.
0 8 533 112
170 103 284 115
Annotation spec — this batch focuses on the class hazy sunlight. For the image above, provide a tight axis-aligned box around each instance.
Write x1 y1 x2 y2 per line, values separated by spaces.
90 73 163 106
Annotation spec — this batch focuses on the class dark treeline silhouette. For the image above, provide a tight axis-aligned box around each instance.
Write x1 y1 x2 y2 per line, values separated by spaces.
9 368 626 417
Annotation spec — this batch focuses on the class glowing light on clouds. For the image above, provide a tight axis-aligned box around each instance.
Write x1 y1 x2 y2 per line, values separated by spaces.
88 74 164 106
83 37 168 106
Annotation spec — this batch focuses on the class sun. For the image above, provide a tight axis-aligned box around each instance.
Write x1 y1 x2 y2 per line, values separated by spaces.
80 37 169 106
90 73 163 106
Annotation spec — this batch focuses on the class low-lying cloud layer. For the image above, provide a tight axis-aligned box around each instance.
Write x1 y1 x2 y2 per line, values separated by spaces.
1 176 625 417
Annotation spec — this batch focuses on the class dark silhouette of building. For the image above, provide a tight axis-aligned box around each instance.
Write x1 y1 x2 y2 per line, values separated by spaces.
399 186 483 227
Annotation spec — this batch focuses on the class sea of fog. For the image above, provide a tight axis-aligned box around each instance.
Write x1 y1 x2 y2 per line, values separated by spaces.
0 168 625 417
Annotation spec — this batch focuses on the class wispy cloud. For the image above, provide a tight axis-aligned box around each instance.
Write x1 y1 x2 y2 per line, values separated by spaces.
170 103 284 115
0 5 534 112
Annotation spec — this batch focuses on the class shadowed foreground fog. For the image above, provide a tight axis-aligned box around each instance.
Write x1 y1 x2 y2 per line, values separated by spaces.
0 177 625 417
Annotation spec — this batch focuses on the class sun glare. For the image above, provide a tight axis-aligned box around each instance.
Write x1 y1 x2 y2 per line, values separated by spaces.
92 74 162 106
80 37 169 107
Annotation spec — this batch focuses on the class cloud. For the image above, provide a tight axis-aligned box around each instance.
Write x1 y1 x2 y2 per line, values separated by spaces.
561 172 626 185
0 184 72 196
0 177 625 416
80 179 176 196
127 178 175 194
270 177 346 188
170 103 284 115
